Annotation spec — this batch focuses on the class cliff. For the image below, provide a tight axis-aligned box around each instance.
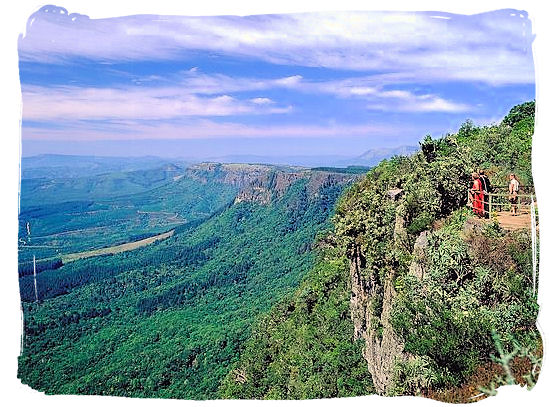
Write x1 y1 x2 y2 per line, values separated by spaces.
335 101 539 396
185 162 357 205
349 205 408 394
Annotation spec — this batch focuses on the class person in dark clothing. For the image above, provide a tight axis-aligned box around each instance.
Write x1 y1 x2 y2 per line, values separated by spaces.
479 170 492 218
479 170 492 193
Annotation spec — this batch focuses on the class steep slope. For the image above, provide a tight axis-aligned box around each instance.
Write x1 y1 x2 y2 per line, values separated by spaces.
336 102 538 396
220 243 374 399
223 101 540 400
18 164 357 399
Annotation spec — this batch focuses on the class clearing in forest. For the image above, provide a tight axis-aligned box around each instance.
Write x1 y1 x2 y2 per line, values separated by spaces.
61 229 174 263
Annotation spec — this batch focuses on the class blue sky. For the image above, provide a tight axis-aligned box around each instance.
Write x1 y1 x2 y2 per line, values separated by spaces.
18 6 535 159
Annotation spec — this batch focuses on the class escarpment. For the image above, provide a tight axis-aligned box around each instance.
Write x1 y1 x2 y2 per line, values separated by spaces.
186 163 357 204
349 192 412 394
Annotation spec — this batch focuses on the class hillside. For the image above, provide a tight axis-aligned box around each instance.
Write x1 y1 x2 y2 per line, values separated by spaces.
20 163 186 206
18 167 238 260
18 164 358 398
221 101 540 400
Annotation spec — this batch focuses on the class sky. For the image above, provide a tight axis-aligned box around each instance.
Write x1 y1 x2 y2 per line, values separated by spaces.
18 5 536 159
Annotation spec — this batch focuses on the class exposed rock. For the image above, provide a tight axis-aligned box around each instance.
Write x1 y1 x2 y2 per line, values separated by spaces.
350 200 410 394
234 186 272 205
387 188 404 201
185 163 357 205
409 231 429 280
185 162 277 188
273 172 301 196
350 245 406 394
306 171 353 196
393 211 409 254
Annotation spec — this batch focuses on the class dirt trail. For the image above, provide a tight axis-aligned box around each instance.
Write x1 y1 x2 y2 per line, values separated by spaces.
496 210 534 231
62 229 174 263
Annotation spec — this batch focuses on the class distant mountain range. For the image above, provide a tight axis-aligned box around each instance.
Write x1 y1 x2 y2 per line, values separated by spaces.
21 145 418 179
20 155 187 179
206 145 418 168
348 145 418 166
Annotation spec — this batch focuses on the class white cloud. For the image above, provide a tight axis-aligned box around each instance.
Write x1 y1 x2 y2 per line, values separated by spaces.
397 96 471 113
21 85 292 121
281 76 472 112
19 7 535 85
250 97 274 105
365 90 471 112
22 70 471 126
348 87 377 96
175 71 302 94
273 75 303 87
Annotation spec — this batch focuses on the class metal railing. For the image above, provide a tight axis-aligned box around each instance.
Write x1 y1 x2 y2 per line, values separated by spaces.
489 184 535 193
467 189 536 216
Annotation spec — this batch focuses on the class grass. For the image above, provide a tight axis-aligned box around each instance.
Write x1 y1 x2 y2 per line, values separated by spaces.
62 229 175 263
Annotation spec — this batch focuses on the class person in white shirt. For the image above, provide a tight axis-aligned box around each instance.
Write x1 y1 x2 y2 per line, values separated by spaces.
508 173 520 216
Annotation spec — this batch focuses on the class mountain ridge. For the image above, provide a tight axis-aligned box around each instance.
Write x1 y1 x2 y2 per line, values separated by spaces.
184 162 361 205
22 144 417 176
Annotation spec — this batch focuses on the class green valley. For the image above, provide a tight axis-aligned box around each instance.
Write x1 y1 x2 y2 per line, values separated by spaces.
18 161 357 398
18 102 540 402
17 7 540 403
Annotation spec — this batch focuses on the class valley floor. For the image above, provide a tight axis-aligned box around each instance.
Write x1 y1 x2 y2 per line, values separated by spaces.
62 229 175 263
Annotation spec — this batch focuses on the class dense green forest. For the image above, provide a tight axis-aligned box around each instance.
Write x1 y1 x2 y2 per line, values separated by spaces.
18 165 355 398
220 243 374 399
18 170 239 259
222 101 540 400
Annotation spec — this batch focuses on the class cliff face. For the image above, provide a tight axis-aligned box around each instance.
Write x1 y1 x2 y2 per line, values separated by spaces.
349 186 438 394
185 163 356 205
349 203 408 394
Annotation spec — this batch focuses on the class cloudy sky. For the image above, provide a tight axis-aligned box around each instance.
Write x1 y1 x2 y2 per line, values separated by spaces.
18 5 535 159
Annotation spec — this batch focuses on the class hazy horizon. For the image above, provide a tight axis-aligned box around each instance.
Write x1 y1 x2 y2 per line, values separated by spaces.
21 142 422 170
21 138 417 159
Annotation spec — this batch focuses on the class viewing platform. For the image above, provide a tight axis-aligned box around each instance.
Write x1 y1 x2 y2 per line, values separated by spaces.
467 188 537 232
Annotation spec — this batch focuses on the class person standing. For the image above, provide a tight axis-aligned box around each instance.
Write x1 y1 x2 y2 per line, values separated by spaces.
479 170 492 218
509 173 520 215
470 172 484 217
479 170 492 193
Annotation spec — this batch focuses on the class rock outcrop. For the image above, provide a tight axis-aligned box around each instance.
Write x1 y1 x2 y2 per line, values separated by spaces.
350 249 406 394
409 231 429 281
185 163 357 205
349 195 409 395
